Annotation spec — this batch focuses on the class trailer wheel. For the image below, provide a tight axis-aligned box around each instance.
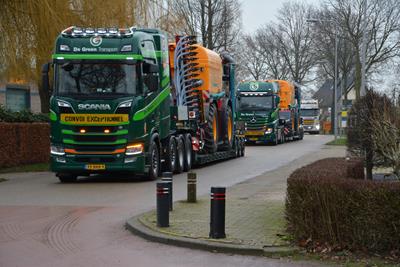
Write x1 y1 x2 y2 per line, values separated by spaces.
148 140 160 180
57 173 77 183
205 104 218 153
221 105 234 149
175 136 185 174
165 136 177 173
240 139 245 157
235 137 240 157
183 134 192 172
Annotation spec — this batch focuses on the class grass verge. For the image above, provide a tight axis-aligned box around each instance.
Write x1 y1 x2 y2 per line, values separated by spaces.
326 138 347 146
0 163 49 173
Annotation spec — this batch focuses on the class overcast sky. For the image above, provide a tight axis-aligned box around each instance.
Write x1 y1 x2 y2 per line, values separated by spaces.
241 0 320 33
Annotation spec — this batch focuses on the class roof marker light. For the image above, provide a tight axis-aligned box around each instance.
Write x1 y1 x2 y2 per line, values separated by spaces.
126 57 134 60
60 45 70 52
121 45 132 52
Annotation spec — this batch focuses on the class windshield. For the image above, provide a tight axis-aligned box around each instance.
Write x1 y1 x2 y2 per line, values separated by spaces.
238 96 273 111
56 61 137 97
301 109 319 117
279 111 291 120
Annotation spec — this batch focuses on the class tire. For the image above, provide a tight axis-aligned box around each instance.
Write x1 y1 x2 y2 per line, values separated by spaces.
205 104 218 153
165 136 177 173
57 173 77 183
272 130 278 146
221 105 234 149
175 136 185 174
236 137 242 157
183 134 192 172
148 139 160 180
240 139 245 157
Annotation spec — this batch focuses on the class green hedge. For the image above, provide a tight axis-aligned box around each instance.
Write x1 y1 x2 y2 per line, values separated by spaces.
0 105 48 122
286 158 400 252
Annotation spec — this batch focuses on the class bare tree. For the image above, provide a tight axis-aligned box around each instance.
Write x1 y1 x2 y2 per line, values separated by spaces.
237 35 268 80
254 25 290 80
325 0 400 100
171 0 241 52
273 1 317 84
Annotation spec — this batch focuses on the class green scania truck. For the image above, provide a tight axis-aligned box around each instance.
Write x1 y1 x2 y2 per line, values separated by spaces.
44 26 245 182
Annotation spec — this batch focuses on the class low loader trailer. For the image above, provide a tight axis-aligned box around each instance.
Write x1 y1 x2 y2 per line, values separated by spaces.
44 27 245 182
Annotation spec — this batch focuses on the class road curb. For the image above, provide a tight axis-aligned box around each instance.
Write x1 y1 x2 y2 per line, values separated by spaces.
126 215 299 257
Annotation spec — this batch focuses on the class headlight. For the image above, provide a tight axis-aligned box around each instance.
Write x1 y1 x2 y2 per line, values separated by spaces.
265 128 273 134
57 100 72 108
51 145 65 156
316 124 320 130
125 143 144 155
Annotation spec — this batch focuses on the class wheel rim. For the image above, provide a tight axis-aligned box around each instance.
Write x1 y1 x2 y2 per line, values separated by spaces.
227 114 233 143
152 146 158 175
212 113 218 143
170 141 176 168
186 142 192 166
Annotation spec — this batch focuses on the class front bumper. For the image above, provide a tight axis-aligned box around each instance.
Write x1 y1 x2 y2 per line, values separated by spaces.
50 153 146 174
245 132 276 142
303 125 320 133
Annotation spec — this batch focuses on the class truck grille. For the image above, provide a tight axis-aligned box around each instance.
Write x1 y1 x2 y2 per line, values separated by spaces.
73 135 118 143
74 145 118 152
244 117 268 130
303 120 314 125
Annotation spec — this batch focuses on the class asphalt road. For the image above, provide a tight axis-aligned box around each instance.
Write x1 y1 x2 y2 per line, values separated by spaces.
0 135 332 267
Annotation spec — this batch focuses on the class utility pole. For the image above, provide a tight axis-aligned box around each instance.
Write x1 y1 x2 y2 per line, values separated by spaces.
307 18 339 140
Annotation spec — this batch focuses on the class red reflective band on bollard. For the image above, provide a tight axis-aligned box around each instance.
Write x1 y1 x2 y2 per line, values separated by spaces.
157 188 169 195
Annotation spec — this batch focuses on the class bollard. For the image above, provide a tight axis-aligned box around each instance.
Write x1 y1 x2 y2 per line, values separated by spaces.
187 172 197 203
161 172 173 211
209 187 226 239
156 182 170 227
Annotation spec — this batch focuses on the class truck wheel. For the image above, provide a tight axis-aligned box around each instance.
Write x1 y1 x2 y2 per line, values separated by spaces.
221 105 234 150
272 131 278 146
57 173 77 183
240 139 245 157
235 137 240 157
175 136 185 174
148 140 160 180
205 104 218 153
165 136 177 173
183 134 192 172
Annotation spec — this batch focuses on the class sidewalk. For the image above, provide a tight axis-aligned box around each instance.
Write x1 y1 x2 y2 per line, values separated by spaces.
126 145 346 256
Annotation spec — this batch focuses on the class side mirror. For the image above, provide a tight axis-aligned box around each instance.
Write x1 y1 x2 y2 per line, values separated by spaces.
143 62 159 74
275 96 280 107
300 117 304 124
41 63 51 93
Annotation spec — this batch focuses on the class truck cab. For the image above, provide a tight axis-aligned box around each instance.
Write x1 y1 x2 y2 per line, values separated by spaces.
47 27 171 181
236 81 283 145
300 99 320 134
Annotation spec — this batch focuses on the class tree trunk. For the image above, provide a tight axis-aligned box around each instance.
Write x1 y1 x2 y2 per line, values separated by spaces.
354 57 362 100
365 146 373 180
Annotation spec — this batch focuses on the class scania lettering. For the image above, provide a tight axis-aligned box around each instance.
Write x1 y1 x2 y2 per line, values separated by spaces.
44 27 245 183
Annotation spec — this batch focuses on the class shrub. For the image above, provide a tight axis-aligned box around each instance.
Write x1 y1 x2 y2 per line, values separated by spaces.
0 123 50 168
0 105 49 122
286 158 400 252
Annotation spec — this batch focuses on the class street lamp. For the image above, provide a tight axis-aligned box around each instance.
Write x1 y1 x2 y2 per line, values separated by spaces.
307 18 339 140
